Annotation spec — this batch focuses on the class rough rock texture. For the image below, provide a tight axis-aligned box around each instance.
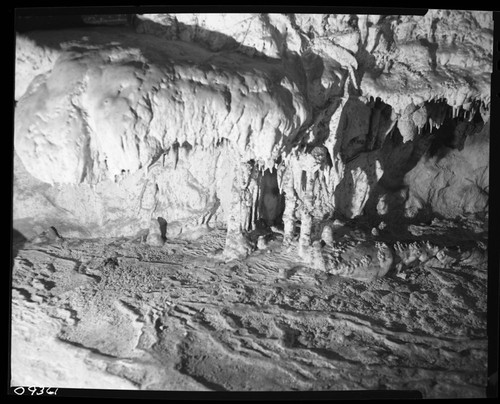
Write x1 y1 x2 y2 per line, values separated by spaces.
10 215 488 396
14 10 491 254
404 121 489 218
11 10 492 396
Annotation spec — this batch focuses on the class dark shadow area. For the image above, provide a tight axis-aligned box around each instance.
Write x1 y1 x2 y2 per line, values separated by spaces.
258 169 286 227
180 141 193 159
380 128 432 190
16 15 89 32
327 98 381 221
359 100 486 234
11 229 27 261
15 14 134 32
428 115 485 162
135 15 274 61
157 217 167 241
418 38 438 71
15 13 286 72
362 125 440 234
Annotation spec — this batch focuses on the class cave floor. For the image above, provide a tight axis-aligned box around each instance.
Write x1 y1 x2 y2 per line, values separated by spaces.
10 219 488 398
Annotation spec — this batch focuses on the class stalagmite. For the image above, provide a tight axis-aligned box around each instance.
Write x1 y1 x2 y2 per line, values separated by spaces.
311 240 326 272
146 217 165 246
321 225 334 246
257 235 267 250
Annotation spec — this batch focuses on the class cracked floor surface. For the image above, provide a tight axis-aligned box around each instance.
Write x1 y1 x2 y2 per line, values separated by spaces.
10 217 488 398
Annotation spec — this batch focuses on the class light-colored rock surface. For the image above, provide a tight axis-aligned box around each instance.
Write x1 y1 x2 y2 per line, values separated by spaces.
10 216 488 396
14 10 491 244
404 121 489 218
14 26 308 185
11 11 492 395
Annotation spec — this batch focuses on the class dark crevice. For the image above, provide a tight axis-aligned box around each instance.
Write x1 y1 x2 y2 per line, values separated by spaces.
56 337 120 359
309 347 359 364
12 287 33 301
183 373 227 391
157 217 168 241
418 38 438 71
258 169 286 228
11 229 27 260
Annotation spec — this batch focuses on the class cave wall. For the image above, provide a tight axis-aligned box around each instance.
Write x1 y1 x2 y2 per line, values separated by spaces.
13 10 492 241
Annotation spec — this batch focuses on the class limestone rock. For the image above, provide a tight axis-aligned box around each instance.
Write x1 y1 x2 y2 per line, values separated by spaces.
146 218 165 247
318 240 394 281
321 225 334 246
257 235 268 250
13 10 491 240
404 122 489 218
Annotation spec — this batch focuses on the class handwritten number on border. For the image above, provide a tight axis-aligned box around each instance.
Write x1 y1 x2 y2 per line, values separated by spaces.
13 386 59 395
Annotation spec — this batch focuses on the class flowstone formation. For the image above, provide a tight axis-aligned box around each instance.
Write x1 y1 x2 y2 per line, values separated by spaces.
14 10 491 279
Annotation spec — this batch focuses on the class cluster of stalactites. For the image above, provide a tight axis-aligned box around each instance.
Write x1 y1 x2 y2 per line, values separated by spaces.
395 97 487 143
160 137 231 171
450 99 489 123
360 94 490 159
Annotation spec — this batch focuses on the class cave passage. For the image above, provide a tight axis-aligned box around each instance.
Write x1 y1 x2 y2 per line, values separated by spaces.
257 169 286 228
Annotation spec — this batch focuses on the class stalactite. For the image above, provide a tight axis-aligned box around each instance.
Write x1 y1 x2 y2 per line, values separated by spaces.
397 103 418 143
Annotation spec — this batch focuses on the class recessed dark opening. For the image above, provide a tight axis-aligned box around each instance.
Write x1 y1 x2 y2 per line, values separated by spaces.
157 217 167 241
258 169 286 228
181 141 193 151
428 116 456 157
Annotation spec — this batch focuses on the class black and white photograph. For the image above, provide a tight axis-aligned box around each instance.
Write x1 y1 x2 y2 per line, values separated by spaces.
9 6 498 399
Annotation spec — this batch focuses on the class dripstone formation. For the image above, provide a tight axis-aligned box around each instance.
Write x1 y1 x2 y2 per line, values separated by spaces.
14 10 491 277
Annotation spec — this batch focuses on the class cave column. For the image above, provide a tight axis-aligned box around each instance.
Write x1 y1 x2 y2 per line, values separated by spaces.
282 168 297 244
298 171 316 258
241 187 252 232
247 163 260 231
225 175 242 235
297 147 327 259
239 161 255 232
223 161 253 260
